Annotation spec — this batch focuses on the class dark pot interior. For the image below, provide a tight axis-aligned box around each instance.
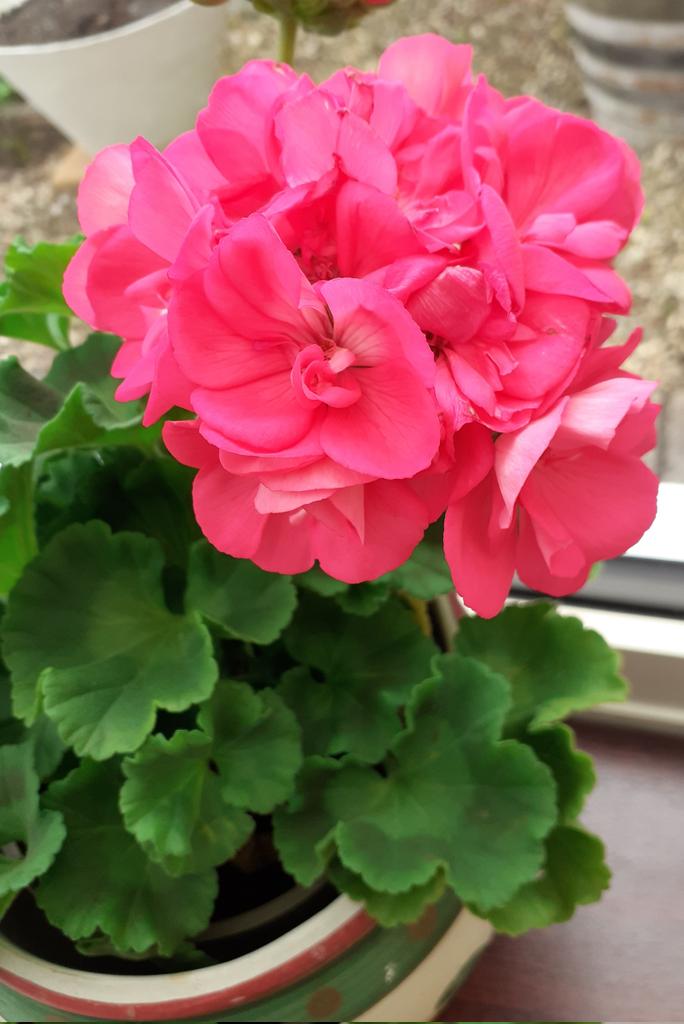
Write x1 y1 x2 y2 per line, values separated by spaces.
2 861 337 976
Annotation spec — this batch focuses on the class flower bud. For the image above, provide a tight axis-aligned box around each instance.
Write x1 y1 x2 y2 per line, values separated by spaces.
250 0 397 35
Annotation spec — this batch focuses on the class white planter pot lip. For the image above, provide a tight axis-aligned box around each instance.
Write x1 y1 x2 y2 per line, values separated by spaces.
0 0 202 55
0 894 371 1020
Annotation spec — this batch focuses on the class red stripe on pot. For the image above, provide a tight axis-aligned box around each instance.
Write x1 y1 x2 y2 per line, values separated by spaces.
0 909 375 1022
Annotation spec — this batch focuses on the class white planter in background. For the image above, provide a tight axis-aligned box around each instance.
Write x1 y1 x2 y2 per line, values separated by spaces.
565 1 684 148
0 0 229 154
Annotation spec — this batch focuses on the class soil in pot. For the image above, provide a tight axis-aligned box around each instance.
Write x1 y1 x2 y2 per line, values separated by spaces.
2 823 337 975
0 0 177 47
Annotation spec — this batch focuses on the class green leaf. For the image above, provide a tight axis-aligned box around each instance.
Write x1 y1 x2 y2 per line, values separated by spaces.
0 237 80 316
121 730 254 877
272 756 342 885
37 760 217 956
116 457 200 569
44 333 136 428
524 724 595 823
455 603 627 733
186 541 297 644
34 448 197 566
382 534 453 599
37 333 154 454
274 654 557 909
0 891 15 920
0 358 61 467
335 581 391 617
0 337 155 469
0 667 65 780
286 593 437 694
0 310 70 349
278 665 402 763
0 463 37 595
28 715 66 781
75 934 213 966
484 825 611 935
197 681 302 813
295 566 349 597
328 859 446 927
0 741 66 898
282 593 437 761
35 449 124 545
2 521 217 751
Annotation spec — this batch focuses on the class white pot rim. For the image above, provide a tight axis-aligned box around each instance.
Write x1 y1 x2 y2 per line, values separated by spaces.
0 0 201 56
0 894 370 1017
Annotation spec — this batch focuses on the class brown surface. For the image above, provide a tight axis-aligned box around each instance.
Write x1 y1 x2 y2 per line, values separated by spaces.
443 723 684 1022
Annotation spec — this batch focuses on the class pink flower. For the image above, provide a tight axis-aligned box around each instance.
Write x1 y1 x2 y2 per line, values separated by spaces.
63 61 315 425
63 136 218 425
62 34 658 614
163 419 435 581
443 332 659 617
196 60 314 217
169 214 440 480
458 77 643 311
378 34 473 121
407 268 598 433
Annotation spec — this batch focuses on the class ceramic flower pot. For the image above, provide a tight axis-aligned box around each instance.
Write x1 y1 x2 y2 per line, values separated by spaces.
0 890 492 1023
565 0 684 146
0 0 229 154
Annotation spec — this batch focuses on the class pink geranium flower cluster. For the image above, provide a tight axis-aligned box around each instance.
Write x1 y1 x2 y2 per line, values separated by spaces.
64 34 659 617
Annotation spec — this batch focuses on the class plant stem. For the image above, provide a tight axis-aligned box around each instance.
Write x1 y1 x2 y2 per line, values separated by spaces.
404 594 433 638
278 14 298 65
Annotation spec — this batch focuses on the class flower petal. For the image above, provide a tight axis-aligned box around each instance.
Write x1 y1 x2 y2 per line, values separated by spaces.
379 35 473 119
77 144 134 236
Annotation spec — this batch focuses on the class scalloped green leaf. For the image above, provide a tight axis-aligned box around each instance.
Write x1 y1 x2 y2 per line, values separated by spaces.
277 665 401 763
0 237 79 349
524 724 595 823
2 521 217 750
0 335 157 473
37 760 217 956
0 310 70 349
0 237 79 316
328 859 446 927
285 592 437 693
197 680 302 813
186 541 297 644
335 581 391 617
0 741 66 898
381 534 454 599
294 566 349 597
121 730 254 877
34 448 194 565
272 756 342 885
483 825 611 935
282 593 437 761
455 603 627 733
1 665 66 781
274 654 557 910
0 358 61 467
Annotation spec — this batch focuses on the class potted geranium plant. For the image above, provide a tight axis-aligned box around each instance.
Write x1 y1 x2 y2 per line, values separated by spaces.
0 1 659 1021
